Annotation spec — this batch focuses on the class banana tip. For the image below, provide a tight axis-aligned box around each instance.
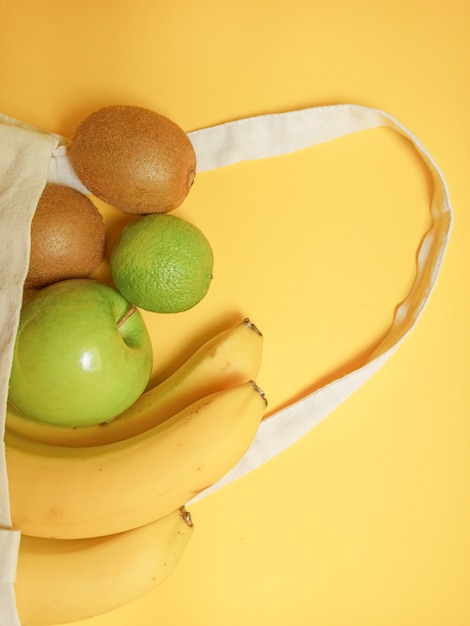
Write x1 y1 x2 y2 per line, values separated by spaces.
179 506 194 527
243 318 262 336
250 380 268 405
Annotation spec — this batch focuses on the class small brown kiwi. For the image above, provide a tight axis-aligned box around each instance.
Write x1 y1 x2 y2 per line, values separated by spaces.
68 105 196 214
25 184 106 289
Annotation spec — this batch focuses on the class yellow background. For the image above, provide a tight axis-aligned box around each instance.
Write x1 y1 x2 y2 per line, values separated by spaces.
2 1 470 624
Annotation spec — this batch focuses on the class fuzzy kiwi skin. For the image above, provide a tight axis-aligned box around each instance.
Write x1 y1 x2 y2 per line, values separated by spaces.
68 105 196 215
25 184 106 289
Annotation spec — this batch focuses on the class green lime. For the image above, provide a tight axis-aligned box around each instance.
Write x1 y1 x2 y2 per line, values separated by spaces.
110 214 214 313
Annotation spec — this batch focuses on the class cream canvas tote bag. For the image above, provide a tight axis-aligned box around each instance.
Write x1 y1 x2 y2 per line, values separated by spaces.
0 104 454 624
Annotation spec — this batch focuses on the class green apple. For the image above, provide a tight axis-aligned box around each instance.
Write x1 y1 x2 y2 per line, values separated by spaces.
8 278 153 427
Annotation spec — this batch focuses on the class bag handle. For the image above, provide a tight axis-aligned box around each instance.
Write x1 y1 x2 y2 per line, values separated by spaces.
183 104 454 503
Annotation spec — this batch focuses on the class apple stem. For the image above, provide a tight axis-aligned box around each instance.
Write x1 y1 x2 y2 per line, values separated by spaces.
117 304 138 328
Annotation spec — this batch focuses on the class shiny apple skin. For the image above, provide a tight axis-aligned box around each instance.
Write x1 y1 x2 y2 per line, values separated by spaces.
8 279 153 427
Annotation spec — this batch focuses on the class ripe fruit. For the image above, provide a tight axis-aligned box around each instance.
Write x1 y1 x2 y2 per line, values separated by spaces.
6 317 264 447
15 508 194 625
68 105 196 214
25 184 106 289
6 381 267 539
8 279 153 427
110 214 214 313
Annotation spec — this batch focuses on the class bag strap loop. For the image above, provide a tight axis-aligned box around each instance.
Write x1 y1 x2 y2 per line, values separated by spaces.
184 104 454 503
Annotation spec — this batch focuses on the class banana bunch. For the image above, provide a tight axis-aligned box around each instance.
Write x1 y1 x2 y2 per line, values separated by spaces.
7 317 267 624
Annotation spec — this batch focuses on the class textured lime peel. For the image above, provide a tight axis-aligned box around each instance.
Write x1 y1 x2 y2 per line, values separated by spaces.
110 214 214 313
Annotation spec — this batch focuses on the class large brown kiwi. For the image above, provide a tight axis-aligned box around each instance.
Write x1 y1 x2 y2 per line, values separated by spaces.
25 184 106 289
68 105 196 214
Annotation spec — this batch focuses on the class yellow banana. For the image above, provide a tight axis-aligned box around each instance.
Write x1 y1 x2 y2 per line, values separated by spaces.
6 380 267 539
15 507 194 625
6 317 263 447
